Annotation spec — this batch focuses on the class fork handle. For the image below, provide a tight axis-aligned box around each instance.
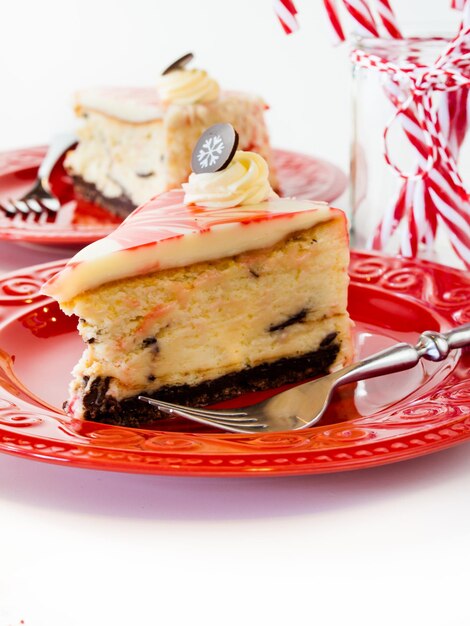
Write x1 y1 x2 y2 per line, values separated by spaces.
336 323 470 387
38 133 77 185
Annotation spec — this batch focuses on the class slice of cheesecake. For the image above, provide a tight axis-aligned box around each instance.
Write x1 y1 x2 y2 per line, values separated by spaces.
43 142 352 427
65 61 277 216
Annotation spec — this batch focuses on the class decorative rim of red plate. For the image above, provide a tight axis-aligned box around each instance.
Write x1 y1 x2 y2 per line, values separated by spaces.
0 146 348 246
0 250 469 477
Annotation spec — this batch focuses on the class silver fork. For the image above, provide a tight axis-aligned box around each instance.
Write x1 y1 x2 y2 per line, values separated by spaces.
139 324 470 433
0 133 76 222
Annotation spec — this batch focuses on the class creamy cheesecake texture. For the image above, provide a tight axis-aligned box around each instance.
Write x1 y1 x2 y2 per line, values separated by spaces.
65 88 277 212
43 182 353 425
66 219 351 416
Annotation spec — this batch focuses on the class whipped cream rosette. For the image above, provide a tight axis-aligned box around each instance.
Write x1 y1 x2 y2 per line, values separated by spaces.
158 69 220 104
183 151 276 208
157 53 220 104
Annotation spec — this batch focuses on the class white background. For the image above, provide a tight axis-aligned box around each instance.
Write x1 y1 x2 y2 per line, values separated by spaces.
1 2 470 625
0 0 461 167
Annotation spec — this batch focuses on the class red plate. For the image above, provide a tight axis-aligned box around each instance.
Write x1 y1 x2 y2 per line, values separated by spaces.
0 146 347 246
0 251 469 477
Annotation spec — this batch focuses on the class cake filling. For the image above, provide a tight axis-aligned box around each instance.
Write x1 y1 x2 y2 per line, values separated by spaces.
59 217 351 424
43 135 353 425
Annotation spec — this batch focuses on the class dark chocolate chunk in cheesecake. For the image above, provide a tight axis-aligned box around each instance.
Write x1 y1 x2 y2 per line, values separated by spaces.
136 170 155 178
142 337 158 347
269 309 308 332
142 336 160 354
320 332 338 347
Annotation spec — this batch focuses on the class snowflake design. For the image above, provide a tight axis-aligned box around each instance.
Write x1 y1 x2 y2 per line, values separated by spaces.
197 135 224 169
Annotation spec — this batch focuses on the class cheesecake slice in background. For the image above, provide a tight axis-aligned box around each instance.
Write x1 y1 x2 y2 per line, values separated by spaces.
65 54 277 216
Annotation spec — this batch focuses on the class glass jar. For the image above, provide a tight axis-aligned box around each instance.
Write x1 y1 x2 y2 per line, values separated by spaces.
350 36 470 269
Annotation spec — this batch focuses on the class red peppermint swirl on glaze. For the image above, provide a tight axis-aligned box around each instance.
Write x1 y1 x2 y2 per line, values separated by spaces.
42 190 334 302
106 190 274 250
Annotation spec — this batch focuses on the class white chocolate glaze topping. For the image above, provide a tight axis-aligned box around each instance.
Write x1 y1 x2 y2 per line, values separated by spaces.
75 87 164 123
42 190 336 303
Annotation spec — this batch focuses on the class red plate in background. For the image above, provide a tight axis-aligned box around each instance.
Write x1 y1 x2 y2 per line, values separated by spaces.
0 146 348 246
0 251 469 477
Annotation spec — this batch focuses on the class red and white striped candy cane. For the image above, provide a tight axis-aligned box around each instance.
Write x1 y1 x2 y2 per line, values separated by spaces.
342 0 380 36
352 45 470 267
391 95 469 264
272 0 470 264
371 0 402 38
274 0 468 36
272 0 299 34
322 0 346 44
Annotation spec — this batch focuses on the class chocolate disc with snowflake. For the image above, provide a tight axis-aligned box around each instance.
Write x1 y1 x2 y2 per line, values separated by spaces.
162 52 194 75
191 123 239 174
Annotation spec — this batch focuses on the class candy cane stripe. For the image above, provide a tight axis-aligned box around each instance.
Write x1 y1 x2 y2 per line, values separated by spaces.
353 38 470 266
448 230 470 264
400 219 413 256
428 188 470 244
323 0 346 44
275 0 470 266
372 0 402 38
273 0 299 34
342 0 380 36
413 179 427 240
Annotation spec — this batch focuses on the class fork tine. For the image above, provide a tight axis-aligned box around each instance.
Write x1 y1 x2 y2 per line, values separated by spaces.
167 408 259 423
181 410 258 422
138 396 266 430
159 408 266 431
10 199 30 215
0 199 16 217
198 416 267 430
194 418 267 432
140 396 249 418
38 210 50 225
24 198 43 215
11 199 36 220
1 135 77 222
177 412 266 432
33 198 59 220
2 196 59 222
40 197 60 212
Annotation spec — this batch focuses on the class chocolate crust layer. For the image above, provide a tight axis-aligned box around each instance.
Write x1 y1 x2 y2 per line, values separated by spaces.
79 340 340 427
72 176 136 218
